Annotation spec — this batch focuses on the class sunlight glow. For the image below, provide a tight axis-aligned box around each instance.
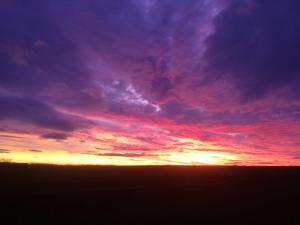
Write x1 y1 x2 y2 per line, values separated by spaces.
164 151 238 165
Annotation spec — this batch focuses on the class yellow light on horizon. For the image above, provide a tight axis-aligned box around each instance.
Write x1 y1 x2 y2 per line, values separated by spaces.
164 151 238 165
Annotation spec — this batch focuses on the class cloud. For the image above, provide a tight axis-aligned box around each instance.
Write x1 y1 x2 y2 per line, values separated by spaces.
159 100 258 125
0 1 300 165
95 152 154 158
0 96 82 131
204 0 300 102
0 0 219 117
0 149 10 154
41 132 69 140
289 151 300 160
112 144 154 152
28 149 43 153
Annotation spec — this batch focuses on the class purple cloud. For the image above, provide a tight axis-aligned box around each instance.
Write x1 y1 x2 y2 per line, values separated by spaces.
41 132 69 140
0 96 84 131
204 0 300 102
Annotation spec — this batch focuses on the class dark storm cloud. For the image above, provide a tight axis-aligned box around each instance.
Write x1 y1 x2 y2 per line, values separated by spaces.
204 0 300 102
41 132 69 140
0 96 80 131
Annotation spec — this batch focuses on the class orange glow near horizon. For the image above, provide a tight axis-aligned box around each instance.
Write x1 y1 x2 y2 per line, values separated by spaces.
0 130 241 165
1 130 297 166
0 149 238 165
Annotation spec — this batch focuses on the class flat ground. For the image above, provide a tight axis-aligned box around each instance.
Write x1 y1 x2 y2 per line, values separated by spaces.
0 164 299 225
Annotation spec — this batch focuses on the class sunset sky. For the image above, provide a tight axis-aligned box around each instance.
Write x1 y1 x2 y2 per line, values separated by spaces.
1 0 300 165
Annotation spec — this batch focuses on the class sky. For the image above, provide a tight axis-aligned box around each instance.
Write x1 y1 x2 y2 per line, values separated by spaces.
1 0 300 165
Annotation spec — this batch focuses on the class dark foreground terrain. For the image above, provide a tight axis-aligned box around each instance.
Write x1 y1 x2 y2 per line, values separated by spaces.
0 164 299 225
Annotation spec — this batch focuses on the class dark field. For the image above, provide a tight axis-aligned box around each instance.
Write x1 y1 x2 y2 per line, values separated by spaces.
1 164 299 225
